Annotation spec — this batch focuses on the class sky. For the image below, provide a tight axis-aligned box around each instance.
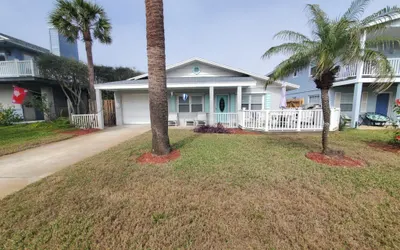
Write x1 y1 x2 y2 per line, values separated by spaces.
1 0 398 75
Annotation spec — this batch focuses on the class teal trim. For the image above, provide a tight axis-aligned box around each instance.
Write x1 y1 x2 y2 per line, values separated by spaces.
169 95 176 112
264 93 271 109
230 94 236 112
205 94 209 112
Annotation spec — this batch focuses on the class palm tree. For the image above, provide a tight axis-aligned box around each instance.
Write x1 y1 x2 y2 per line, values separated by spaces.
49 0 112 113
145 0 171 155
263 1 400 154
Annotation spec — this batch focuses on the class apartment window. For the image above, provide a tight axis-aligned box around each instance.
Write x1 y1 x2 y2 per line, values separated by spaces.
178 95 203 112
241 95 263 110
309 63 317 77
340 93 353 112
309 94 321 104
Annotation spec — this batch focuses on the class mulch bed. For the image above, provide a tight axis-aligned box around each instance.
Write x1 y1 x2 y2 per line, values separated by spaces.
228 128 263 135
306 152 365 168
136 150 181 164
368 142 400 154
60 128 100 136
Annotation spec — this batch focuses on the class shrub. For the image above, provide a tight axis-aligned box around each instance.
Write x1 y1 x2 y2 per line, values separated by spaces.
0 104 22 126
390 98 400 146
194 123 231 134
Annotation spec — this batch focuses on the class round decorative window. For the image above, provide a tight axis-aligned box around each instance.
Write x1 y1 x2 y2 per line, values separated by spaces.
219 98 225 112
193 66 201 75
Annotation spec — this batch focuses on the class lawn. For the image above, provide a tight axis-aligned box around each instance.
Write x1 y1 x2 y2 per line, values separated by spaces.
0 120 75 156
0 129 399 249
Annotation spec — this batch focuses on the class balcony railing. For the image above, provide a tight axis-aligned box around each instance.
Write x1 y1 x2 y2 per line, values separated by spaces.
335 58 400 81
0 60 40 78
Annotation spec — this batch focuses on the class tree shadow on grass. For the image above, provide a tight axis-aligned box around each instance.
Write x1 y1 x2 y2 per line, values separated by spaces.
172 133 202 150
261 134 322 152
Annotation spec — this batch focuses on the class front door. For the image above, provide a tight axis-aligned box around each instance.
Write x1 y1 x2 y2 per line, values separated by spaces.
375 93 390 116
215 95 229 123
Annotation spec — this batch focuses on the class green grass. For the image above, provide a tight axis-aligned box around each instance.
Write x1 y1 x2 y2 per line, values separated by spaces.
0 129 399 249
0 120 75 156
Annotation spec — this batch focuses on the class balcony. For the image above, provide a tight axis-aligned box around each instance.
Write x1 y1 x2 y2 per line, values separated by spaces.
0 60 40 78
336 58 400 82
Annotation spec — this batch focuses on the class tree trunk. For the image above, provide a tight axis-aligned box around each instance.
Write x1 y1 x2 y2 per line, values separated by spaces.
145 0 171 155
84 33 96 114
320 88 331 154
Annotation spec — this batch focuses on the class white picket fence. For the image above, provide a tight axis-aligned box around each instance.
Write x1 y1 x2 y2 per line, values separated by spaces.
239 108 340 132
71 114 101 129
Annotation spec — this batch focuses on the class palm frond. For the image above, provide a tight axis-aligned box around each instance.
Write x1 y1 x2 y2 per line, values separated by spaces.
266 50 316 86
262 42 313 59
49 0 112 44
306 4 330 39
343 0 372 21
273 30 311 43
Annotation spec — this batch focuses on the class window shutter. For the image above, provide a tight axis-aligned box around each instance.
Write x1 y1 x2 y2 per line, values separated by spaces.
334 92 341 108
204 94 209 113
264 93 271 109
169 95 176 112
361 92 368 113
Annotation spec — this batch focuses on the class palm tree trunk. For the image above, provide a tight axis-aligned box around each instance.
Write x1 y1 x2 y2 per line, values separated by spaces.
320 88 331 154
145 0 171 155
84 34 96 114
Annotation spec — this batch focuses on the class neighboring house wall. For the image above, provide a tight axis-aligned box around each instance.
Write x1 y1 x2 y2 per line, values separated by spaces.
331 83 399 118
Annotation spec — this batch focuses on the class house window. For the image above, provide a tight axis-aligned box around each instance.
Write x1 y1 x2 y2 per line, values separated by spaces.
179 96 190 112
0 54 5 61
293 71 298 78
309 94 321 104
309 63 317 77
191 96 203 112
241 95 263 110
340 93 353 112
178 95 203 112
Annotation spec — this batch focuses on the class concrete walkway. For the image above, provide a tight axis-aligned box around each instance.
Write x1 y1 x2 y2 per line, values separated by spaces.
0 125 150 199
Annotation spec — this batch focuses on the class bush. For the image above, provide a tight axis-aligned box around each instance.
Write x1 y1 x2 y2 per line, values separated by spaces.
0 104 22 126
27 117 72 130
194 123 231 134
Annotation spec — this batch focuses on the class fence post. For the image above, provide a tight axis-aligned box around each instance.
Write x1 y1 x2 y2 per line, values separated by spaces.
264 110 269 131
297 110 302 132
242 110 246 128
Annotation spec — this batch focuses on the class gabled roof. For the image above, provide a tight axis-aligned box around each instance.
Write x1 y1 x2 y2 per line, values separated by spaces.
130 57 299 89
0 33 49 54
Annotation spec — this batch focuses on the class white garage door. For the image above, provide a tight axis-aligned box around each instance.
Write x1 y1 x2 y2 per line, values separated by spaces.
122 93 151 124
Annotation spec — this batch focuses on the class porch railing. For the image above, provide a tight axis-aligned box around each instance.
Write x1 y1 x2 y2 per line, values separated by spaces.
240 108 340 132
211 113 238 128
0 60 39 78
335 58 400 81
71 114 101 129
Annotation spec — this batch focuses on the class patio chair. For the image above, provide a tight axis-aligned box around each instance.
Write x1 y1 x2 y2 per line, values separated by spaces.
195 112 207 126
168 112 179 126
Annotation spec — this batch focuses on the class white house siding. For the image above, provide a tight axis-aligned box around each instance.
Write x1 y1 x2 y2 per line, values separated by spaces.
242 80 282 110
167 62 245 78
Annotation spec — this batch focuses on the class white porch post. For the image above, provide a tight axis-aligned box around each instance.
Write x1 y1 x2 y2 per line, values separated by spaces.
236 86 242 112
95 88 104 129
396 83 400 100
351 30 366 128
114 91 123 126
209 86 214 125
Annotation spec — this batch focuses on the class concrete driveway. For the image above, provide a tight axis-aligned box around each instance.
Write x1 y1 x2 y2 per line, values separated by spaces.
0 125 150 199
